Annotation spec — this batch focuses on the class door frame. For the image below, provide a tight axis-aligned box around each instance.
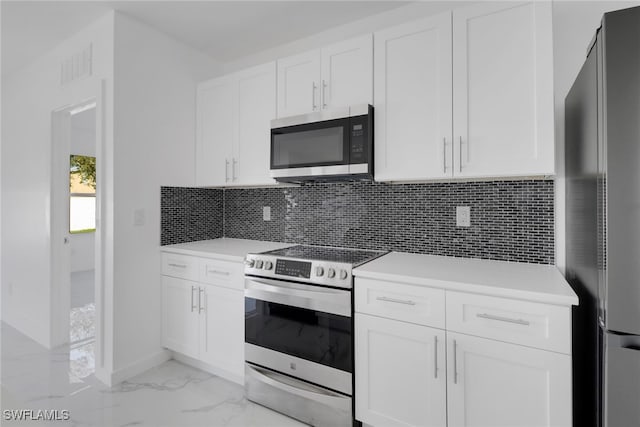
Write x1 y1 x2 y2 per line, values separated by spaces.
50 81 106 381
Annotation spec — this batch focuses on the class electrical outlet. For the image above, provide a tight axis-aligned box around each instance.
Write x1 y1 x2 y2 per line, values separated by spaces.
456 206 471 227
263 206 271 221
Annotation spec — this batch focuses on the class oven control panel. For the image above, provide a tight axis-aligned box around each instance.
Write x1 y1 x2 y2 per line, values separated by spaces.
244 255 353 289
275 259 311 279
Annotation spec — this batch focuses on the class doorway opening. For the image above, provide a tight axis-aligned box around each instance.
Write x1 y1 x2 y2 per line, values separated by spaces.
51 94 104 384
68 106 97 379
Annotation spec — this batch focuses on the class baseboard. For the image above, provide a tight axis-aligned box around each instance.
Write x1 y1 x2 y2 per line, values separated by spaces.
171 352 243 385
109 349 171 385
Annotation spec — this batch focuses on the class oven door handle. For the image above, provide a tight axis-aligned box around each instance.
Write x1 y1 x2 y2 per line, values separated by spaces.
244 277 351 317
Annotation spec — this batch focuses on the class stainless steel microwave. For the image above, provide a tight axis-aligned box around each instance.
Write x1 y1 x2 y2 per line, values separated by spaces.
270 104 373 183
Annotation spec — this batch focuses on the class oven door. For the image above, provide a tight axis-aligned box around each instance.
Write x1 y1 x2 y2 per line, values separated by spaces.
244 276 352 395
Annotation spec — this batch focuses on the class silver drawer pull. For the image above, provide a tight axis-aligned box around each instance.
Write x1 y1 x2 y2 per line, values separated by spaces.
376 296 416 306
476 312 530 326
207 269 230 276
168 263 187 268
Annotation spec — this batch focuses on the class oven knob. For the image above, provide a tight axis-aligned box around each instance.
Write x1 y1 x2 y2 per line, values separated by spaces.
339 270 348 280
315 266 324 276
264 261 273 270
255 260 264 269
245 259 255 268
327 268 336 278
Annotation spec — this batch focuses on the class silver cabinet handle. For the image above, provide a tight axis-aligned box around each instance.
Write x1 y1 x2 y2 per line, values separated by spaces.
443 137 448 173
476 312 530 326
191 286 197 312
198 287 204 314
225 159 230 182
168 263 187 268
453 339 458 384
232 158 238 181
311 82 317 111
458 136 463 172
434 336 438 378
376 296 416 306
207 269 230 276
322 79 327 109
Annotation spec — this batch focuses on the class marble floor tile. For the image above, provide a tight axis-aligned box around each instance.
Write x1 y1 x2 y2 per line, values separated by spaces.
1 323 306 427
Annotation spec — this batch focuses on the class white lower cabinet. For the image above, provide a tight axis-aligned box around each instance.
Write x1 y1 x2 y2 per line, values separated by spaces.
161 254 245 383
200 284 244 378
355 313 447 427
447 332 571 427
355 277 572 427
161 276 200 359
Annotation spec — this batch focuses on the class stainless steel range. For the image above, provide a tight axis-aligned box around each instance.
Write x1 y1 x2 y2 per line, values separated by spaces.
243 245 387 427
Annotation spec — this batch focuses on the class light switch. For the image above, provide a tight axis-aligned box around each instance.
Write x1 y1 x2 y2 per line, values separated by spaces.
263 206 271 221
456 206 471 227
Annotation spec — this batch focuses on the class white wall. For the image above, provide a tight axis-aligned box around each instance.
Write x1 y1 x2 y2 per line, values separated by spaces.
110 12 219 382
1 12 114 348
552 0 640 272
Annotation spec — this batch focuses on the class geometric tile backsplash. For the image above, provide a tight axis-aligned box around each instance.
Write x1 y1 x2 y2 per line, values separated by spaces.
162 179 555 264
160 186 223 245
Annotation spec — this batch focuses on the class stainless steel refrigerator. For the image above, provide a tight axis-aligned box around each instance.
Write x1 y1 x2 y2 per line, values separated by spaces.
566 6 640 427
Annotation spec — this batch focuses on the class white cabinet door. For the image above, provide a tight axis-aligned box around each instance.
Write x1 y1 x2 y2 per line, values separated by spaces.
161 276 199 359
277 50 321 117
196 76 235 186
374 13 453 182
452 1 554 177
235 62 277 186
200 284 244 380
355 313 447 427
321 34 373 109
447 332 572 427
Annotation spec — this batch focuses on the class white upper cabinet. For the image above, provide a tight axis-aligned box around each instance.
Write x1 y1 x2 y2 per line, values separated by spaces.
374 13 453 182
196 75 235 186
277 34 373 118
196 62 277 187
374 1 554 182
452 1 554 177
276 50 321 117
321 34 373 109
235 63 277 186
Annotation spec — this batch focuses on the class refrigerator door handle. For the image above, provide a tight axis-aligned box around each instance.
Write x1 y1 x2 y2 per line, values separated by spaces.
620 335 640 351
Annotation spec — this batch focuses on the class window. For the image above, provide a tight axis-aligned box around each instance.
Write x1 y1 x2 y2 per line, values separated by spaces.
69 155 96 233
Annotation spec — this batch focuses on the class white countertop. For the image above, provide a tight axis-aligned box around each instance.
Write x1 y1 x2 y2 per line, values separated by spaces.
160 238 292 262
354 252 578 307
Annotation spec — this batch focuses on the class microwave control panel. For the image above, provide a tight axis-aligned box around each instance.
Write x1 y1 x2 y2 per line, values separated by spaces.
349 113 371 164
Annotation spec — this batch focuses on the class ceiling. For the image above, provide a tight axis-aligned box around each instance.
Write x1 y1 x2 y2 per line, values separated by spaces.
1 1 411 77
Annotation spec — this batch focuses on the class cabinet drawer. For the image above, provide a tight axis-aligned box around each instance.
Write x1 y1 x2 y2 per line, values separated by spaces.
161 253 199 281
199 258 243 290
355 278 445 328
446 291 571 354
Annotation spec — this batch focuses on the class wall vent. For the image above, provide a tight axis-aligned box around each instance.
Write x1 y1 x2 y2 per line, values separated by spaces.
61 44 92 86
